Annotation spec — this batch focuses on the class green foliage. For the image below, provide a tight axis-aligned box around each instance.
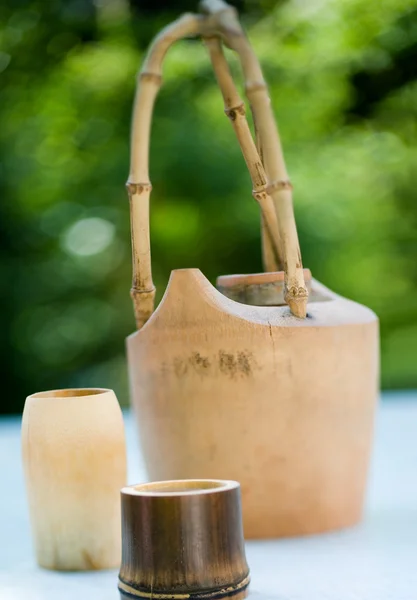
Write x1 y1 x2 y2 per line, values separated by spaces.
1 0 416 412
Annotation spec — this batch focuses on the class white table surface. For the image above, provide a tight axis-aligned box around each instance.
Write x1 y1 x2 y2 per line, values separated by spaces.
1 392 416 600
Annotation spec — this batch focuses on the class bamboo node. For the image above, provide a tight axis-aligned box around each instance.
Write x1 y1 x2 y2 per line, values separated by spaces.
284 284 308 318
285 285 308 300
139 72 163 85
252 186 268 201
225 103 245 120
130 287 156 330
267 179 293 194
126 182 153 196
245 82 268 94
130 286 156 296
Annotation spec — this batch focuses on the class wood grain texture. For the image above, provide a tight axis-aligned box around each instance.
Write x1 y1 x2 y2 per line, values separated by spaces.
119 480 249 599
127 269 379 539
21 388 127 570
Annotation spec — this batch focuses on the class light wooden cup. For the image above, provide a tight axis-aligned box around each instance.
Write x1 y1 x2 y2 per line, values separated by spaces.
21 388 127 570
127 269 379 539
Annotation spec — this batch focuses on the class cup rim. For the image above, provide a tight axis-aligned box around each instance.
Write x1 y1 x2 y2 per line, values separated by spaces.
27 388 112 400
121 479 239 497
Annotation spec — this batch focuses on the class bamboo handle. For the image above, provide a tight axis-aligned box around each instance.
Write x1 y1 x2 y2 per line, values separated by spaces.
129 6 308 328
128 14 203 329
254 111 280 275
128 11 279 328
200 0 308 318
204 36 281 272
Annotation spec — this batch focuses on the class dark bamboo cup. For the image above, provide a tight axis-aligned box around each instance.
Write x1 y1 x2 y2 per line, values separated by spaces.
118 480 250 600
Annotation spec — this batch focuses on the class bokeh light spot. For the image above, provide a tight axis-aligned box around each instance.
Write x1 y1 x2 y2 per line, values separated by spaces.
63 217 115 256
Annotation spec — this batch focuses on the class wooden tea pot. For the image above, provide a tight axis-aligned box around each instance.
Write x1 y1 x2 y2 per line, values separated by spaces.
126 2 379 538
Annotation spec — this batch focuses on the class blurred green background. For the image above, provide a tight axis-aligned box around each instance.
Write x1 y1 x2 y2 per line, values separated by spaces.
1 0 416 414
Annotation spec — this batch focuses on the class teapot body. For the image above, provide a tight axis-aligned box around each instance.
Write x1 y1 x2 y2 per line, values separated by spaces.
127 269 379 538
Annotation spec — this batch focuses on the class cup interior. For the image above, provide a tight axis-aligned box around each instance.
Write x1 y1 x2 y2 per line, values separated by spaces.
29 388 109 399
124 479 237 496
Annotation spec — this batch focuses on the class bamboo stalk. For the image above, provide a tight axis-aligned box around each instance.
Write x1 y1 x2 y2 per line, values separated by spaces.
204 36 281 272
260 216 278 273
200 0 308 318
128 13 203 329
253 112 278 277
